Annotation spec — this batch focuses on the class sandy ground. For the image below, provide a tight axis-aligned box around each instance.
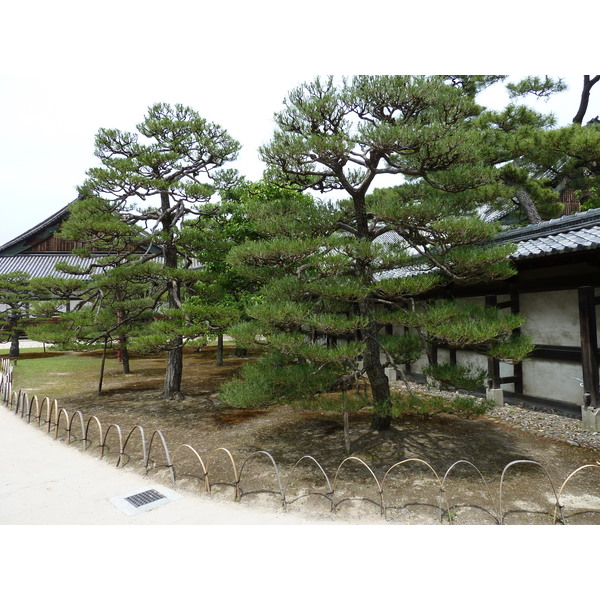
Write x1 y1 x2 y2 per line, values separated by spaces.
0 403 326 525
1 386 596 599
2 342 598 597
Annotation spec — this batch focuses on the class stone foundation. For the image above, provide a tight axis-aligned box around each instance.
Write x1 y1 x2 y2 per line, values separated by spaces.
486 387 504 407
581 405 600 432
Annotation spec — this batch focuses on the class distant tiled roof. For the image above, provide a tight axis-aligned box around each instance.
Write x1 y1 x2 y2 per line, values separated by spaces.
0 254 101 279
0 202 74 256
495 207 600 260
0 253 200 279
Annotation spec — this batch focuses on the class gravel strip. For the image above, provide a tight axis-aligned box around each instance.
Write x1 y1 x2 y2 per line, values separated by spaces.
391 380 600 453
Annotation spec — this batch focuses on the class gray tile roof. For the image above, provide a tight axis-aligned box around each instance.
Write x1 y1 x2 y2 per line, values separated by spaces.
0 254 101 279
376 208 600 280
495 207 600 260
0 253 200 279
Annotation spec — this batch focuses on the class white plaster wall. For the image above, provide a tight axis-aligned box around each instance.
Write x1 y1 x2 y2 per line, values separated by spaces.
382 288 600 407
402 289 598 406
519 290 581 346
436 348 450 363
412 354 429 373
522 359 584 405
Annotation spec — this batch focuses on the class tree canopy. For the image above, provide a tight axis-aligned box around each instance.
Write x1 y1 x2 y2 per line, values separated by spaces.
222 76 535 430
61 103 240 399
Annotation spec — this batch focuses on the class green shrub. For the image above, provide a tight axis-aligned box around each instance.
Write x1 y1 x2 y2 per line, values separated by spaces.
422 362 486 391
391 391 493 419
219 352 346 407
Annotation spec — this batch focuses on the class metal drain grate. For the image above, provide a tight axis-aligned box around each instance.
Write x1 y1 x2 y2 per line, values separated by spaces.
110 485 181 516
124 489 166 508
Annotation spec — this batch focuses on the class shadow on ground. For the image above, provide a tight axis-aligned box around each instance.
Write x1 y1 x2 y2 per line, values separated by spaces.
10 347 600 524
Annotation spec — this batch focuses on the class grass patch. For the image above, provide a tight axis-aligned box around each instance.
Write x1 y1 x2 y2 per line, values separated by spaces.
0 346 50 356
9 353 106 398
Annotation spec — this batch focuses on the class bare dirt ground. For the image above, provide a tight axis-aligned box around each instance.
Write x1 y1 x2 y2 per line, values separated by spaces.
13 346 600 525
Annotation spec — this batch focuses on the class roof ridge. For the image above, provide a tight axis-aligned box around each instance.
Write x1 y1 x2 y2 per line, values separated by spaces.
0 199 77 254
495 207 600 243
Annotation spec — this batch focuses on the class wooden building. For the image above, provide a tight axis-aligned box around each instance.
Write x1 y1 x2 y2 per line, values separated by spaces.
402 207 600 424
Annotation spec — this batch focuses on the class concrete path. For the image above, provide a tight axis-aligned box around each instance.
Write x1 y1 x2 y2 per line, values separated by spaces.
0 405 325 525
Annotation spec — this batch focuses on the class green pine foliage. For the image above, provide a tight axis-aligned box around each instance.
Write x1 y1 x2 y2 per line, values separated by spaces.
391 391 494 419
219 352 347 407
221 77 540 429
422 362 487 391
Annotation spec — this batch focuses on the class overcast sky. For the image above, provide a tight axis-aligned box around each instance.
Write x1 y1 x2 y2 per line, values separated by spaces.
1 2 598 248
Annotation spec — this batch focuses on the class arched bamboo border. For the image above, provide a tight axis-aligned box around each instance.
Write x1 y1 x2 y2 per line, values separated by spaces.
14 390 26 417
122 425 148 468
238 450 286 509
37 397 57 432
67 410 86 449
27 395 39 424
172 444 209 492
146 429 175 485
554 463 600 524
55 408 71 441
283 455 333 510
102 424 124 466
332 456 384 516
205 447 240 500
499 459 563 525
442 460 500 524
381 458 448 522
84 416 103 453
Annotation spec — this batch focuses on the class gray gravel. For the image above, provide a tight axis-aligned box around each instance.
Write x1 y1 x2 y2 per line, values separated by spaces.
484 404 600 452
391 380 600 453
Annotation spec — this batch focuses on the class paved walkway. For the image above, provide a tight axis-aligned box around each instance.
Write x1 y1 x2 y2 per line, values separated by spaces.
0 405 324 525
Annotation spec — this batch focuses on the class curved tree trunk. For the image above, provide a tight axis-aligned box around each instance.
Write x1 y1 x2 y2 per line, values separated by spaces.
573 75 600 125
98 337 108 395
161 189 185 401
515 188 542 224
216 333 224 366
363 317 392 431
352 188 392 431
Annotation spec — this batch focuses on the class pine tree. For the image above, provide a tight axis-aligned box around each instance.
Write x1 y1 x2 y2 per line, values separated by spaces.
222 76 534 431
63 103 240 400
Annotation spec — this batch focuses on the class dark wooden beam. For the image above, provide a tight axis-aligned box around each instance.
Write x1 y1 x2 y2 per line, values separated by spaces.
578 286 600 408
485 296 501 387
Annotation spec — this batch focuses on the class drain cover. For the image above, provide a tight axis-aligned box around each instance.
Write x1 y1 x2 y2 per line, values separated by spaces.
125 489 166 508
110 485 181 516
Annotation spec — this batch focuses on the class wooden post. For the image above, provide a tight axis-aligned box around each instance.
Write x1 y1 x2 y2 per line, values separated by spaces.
578 286 599 408
98 337 108 395
485 296 501 388
510 292 524 395
449 348 457 365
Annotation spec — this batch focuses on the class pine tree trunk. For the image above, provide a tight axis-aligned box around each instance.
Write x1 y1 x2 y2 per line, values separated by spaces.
9 328 20 359
363 322 392 431
98 337 108 395
121 334 131 374
216 333 224 366
164 336 184 401
342 393 351 454
352 186 392 431
573 75 600 124
515 188 542 224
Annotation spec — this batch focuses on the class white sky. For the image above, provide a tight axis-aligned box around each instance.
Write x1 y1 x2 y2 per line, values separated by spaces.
1 2 599 247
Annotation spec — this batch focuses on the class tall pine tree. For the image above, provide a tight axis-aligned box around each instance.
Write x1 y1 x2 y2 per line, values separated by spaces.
223 76 533 430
